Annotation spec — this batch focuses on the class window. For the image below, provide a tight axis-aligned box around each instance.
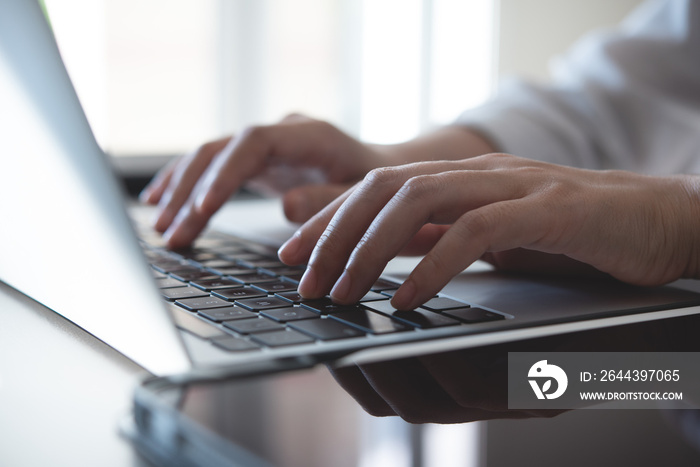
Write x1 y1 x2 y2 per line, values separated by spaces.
45 0 496 161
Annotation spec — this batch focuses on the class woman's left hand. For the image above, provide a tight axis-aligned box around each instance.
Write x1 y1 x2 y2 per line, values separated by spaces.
278 153 700 310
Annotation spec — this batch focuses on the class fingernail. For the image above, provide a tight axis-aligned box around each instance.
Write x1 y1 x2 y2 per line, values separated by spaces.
154 207 174 233
391 279 416 311
163 215 185 247
298 266 318 297
278 231 302 259
162 227 174 245
331 270 353 302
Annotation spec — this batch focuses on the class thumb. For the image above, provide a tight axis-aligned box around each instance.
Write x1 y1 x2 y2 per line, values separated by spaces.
283 183 353 223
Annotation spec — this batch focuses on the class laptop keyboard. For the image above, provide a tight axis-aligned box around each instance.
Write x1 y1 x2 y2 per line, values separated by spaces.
137 228 505 353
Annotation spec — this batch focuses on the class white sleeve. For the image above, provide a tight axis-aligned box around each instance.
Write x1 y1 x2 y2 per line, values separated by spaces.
456 0 700 174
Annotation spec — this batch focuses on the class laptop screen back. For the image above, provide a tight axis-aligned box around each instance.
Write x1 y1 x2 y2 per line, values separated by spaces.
0 0 190 375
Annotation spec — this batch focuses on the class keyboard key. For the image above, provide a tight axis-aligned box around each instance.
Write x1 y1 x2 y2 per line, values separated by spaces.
278 272 304 284
150 259 192 273
261 307 319 322
222 252 267 262
197 259 240 269
228 272 278 285
190 278 242 291
198 307 257 322
274 291 305 304
208 267 255 276
169 269 219 282
212 287 266 301
363 301 460 328
211 336 261 352
419 297 471 311
235 297 293 311
265 267 305 277
211 245 248 255
289 319 365 341
358 291 390 303
168 305 226 339
162 286 209 301
155 277 187 289
178 252 219 263
237 259 288 269
251 280 298 294
330 309 411 334
151 263 192 274
371 278 401 291
300 297 362 315
175 296 234 311
224 318 285 334
441 307 505 323
250 329 315 347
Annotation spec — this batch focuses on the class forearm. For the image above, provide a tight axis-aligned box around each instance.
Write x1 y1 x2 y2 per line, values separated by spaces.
371 126 498 167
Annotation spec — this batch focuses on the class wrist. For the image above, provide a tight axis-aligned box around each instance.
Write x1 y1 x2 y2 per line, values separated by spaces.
368 126 498 168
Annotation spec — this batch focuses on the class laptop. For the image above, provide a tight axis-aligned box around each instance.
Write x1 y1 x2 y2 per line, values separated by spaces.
2 0 700 379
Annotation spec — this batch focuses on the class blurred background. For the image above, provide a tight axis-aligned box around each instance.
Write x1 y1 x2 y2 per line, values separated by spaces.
43 1 700 466
44 0 639 173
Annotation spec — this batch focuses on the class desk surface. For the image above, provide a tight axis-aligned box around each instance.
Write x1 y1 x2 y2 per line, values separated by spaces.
0 279 150 466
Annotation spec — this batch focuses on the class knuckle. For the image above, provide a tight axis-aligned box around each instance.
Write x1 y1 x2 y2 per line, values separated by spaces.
478 152 533 169
238 124 267 142
281 112 308 122
482 152 515 164
313 228 344 259
459 209 493 240
396 174 439 203
395 408 430 425
363 166 401 186
197 140 221 156
311 119 335 132
353 229 383 263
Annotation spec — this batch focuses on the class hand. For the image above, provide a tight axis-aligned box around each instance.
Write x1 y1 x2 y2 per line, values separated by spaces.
329 349 559 424
329 314 700 423
140 114 382 248
279 153 700 309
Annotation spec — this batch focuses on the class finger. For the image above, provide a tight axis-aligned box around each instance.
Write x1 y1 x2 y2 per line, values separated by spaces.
282 183 352 223
357 358 491 424
398 224 449 256
420 349 508 412
167 122 358 247
327 170 527 304
392 198 552 310
296 162 471 299
162 200 213 249
139 157 177 204
277 112 312 125
153 137 230 233
193 122 360 218
327 365 396 417
277 185 356 266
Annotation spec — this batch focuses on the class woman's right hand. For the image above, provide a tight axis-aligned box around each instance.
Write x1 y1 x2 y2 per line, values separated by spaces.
139 114 383 248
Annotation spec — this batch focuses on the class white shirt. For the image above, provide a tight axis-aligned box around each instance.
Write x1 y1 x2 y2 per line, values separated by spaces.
457 0 700 175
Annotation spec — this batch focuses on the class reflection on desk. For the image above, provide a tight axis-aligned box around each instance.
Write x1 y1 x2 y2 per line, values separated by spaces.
131 314 700 467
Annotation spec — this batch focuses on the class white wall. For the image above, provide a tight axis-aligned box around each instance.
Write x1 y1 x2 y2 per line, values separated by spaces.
497 0 644 82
